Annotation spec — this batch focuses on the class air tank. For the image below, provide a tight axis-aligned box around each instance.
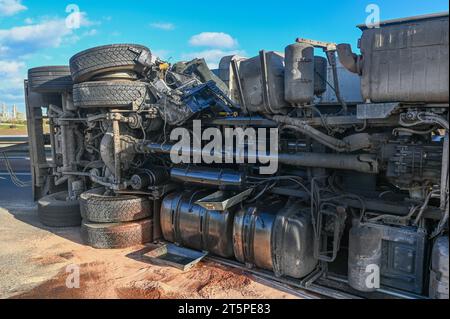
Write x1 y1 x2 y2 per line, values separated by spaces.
348 221 382 292
284 43 314 105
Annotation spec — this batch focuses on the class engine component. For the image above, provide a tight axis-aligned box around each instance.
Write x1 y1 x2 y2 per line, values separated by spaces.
429 235 449 299
182 80 237 114
348 220 427 294
284 43 314 105
99 127 137 176
69 44 153 83
173 58 229 95
28 66 73 93
152 81 237 126
170 167 245 189
130 168 169 190
272 115 373 152
239 51 288 114
233 200 318 279
81 218 152 249
160 190 235 258
383 142 443 192
73 81 150 109
80 187 152 223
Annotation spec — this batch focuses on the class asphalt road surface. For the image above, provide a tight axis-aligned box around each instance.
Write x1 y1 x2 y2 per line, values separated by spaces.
0 155 32 205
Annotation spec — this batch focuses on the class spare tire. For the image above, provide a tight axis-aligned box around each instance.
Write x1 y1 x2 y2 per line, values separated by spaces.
38 191 81 227
81 219 152 249
80 188 152 223
69 44 152 83
73 81 150 108
28 66 73 93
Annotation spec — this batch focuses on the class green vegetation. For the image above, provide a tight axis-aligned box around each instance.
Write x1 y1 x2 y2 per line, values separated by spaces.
0 123 28 136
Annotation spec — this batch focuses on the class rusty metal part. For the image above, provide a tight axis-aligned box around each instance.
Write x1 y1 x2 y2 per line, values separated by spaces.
336 43 361 75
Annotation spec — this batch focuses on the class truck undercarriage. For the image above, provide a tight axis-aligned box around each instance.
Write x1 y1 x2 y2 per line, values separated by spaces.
18 12 449 299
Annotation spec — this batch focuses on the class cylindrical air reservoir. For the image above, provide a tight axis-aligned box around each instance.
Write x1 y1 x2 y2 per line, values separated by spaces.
314 56 327 96
348 221 383 292
284 43 314 105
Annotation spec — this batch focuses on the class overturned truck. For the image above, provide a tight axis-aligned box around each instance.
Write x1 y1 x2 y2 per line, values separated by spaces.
24 12 449 299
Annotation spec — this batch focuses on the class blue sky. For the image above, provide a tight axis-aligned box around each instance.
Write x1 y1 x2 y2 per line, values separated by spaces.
1 0 448 112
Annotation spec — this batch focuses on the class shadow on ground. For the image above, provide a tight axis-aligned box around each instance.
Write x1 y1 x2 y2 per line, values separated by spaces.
2 203 84 245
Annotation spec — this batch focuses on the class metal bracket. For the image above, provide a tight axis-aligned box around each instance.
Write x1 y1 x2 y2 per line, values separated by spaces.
357 103 400 120
195 188 253 211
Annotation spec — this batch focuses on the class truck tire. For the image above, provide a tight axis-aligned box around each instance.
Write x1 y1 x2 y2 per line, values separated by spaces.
73 81 150 108
69 44 152 83
80 188 152 223
28 66 73 93
81 219 152 249
38 191 81 227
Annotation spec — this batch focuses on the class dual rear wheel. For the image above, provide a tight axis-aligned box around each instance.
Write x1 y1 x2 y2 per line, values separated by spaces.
38 188 152 249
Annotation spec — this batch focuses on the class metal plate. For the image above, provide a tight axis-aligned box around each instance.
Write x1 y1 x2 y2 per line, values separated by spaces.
195 189 253 211
144 244 208 271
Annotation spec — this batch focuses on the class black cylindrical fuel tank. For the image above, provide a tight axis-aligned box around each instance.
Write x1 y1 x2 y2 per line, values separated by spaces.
233 199 317 279
160 190 235 258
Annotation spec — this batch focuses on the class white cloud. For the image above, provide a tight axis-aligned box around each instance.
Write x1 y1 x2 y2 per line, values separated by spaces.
0 12 96 110
0 0 27 17
0 13 96 59
150 22 175 31
0 59 26 107
182 49 246 69
0 19 72 54
0 60 25 75
189 32 238 49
